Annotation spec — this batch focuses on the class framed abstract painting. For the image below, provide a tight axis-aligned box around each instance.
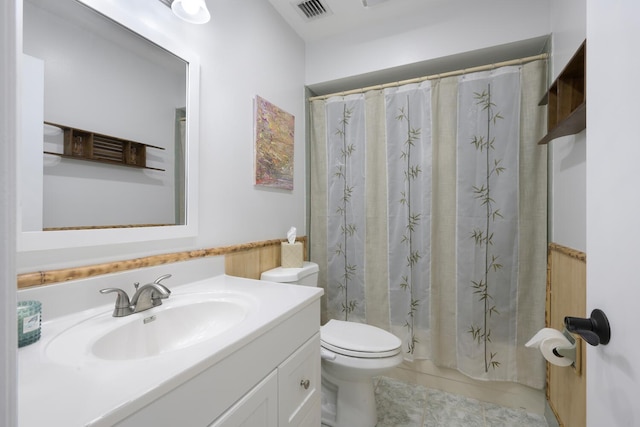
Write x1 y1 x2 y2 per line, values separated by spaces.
254 96 295 190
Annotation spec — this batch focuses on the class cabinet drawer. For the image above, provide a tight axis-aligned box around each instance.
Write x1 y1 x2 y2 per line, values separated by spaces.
278 333 320 427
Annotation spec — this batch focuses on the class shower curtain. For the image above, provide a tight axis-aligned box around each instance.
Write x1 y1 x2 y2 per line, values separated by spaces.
310 60 547 388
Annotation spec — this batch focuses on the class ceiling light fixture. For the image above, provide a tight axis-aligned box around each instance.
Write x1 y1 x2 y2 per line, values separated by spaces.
172 0 211 24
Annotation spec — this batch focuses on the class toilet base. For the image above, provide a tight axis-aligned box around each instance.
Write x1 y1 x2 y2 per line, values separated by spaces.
321 368 377 427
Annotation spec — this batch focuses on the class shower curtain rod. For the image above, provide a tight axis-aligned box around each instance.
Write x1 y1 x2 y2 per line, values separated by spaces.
308 52 548 101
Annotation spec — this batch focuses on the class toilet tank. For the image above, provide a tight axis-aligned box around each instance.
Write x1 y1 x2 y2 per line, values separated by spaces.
260 261 319 287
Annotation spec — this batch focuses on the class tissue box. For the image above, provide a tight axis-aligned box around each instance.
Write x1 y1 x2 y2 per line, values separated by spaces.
281 242 303 268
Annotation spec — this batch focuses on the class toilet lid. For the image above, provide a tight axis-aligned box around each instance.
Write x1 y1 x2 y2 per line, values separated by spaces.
320 319 402 358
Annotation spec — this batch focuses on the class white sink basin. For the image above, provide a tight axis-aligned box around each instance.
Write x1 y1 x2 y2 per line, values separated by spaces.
93 299 247 360
46 292 254 363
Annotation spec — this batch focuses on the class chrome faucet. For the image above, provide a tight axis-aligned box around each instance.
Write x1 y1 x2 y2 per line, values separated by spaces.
130 274 172 313
100 274 172 317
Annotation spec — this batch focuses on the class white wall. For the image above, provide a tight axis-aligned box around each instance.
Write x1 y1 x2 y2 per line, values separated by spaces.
548 132 586 251
586 0 640 425
548 0 587 252
306 0 550 91
20 55 44 231
17 0 306 272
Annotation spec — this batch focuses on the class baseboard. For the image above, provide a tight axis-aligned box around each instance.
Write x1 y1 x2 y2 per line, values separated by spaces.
545 400 561 427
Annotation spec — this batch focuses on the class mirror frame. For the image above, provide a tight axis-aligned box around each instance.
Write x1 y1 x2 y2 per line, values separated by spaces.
18 0 200 251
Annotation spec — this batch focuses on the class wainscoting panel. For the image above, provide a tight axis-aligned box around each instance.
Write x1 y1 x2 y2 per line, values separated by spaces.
546 243 586 427
225 239 308 280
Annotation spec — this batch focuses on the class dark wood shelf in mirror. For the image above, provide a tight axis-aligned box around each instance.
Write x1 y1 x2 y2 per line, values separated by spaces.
43 122 165 171
538 40 586 145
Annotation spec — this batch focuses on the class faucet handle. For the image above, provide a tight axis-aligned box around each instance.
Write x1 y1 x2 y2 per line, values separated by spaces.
152 274 172 298
100 288 133 317
154 274 172 285
100 288 130 307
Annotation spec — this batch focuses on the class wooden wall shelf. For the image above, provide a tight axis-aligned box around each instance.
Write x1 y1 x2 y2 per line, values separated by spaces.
538 41 586 145
44 122 165 171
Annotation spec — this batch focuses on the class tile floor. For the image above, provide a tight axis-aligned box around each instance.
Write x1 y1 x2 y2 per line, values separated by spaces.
374 376 548 427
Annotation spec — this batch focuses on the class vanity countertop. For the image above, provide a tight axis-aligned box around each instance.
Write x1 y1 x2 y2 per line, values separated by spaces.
18 275 322 427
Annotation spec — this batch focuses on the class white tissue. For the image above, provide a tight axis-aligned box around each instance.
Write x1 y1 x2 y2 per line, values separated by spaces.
287 227 296 244
525 328 574 367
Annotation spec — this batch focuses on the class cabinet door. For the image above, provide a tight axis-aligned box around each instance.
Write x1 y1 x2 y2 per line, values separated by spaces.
209 371 278 427
295 397 321 427
278 333 321 427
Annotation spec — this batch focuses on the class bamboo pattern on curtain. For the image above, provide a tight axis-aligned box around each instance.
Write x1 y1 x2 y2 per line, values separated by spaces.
385 84 432 357
456 68 520 379
326 96 366 323
311 60 547 387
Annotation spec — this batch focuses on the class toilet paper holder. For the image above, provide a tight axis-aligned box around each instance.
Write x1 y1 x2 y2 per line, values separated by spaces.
564 308 611 346
525 327 578 370
554 329 577 363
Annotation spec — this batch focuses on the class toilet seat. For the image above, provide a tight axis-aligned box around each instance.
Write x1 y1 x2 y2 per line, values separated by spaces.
321 319 401 359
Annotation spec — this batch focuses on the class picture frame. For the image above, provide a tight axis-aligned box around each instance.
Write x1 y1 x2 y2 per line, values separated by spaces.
254 95 295 190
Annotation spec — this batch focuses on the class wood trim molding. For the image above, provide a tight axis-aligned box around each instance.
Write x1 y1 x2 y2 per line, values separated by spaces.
17 236 307 289
548 242 586 262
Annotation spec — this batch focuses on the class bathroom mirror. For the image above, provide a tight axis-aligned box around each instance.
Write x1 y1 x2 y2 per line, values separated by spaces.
19 0 199 251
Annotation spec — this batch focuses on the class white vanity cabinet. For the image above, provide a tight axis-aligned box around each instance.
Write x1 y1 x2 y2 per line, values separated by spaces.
113 293 321 427
278 333 321 426
19 275 323 427
210 333 320 427
209 371 279 427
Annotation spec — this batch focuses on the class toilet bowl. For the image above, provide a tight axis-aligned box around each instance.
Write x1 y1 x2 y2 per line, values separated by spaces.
260 262 403 427
320 319 403 427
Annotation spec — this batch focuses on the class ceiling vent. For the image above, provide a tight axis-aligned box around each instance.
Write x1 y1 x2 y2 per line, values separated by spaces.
294 0 332 21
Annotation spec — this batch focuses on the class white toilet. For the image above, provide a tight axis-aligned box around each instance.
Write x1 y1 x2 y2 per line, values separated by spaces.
261 262 403 427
